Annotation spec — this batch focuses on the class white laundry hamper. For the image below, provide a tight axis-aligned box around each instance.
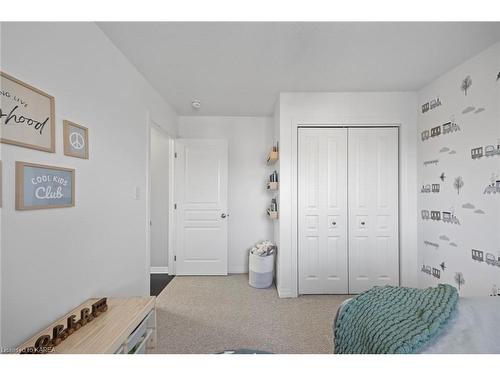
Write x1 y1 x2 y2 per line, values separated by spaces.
249 252 275 288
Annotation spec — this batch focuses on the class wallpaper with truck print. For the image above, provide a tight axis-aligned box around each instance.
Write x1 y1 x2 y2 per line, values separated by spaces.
418 42 500 296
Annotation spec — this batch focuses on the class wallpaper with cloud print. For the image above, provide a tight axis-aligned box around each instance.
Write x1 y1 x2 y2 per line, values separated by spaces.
418 42 500 297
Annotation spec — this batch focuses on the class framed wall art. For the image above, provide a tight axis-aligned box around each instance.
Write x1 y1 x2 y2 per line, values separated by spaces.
63 120 89 159
16 161 75 210
1 71 56 153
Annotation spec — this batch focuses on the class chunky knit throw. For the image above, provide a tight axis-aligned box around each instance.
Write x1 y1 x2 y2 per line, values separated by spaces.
334 284 458 354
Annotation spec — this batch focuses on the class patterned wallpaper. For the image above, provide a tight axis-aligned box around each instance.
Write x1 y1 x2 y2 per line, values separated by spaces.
418 42 500 296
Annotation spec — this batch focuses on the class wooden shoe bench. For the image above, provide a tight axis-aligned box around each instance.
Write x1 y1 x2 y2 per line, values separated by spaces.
19 297 156 354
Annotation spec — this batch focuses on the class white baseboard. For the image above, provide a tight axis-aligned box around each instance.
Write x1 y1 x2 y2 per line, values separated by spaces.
277 287 297 298
228 267 248 274
150 267 169 274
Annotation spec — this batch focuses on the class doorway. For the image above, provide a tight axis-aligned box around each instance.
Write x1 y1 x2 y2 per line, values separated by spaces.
148 121 175 295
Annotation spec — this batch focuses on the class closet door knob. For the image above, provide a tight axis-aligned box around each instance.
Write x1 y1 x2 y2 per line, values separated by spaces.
332 221 337 226
221 213 227 219
361 221 366 226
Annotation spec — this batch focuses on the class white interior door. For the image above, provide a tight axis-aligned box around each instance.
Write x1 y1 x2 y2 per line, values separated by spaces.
174 139 228 275
298 128 348 294
348 128 399 293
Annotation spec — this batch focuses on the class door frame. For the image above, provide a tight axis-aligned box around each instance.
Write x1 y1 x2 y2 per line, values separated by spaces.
146 114 176 276
292 123 401 297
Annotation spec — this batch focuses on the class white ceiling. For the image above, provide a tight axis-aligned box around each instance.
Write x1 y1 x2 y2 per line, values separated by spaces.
98 22 500 116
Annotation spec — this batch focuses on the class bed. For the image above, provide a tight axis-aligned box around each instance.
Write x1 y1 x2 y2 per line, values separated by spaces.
334 294 500 354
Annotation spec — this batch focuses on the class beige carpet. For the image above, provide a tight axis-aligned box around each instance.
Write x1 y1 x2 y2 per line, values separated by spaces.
155 274 350 354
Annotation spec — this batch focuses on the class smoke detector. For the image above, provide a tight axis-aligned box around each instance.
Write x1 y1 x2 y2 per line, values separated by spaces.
191 99 201 109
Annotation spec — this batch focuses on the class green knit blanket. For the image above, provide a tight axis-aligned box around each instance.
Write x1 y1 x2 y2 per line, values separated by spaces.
334 284 458 354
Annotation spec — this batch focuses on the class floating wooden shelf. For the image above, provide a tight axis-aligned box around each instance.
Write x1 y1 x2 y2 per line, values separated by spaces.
267 150 279 165
267 181 279 191
267 209 278 220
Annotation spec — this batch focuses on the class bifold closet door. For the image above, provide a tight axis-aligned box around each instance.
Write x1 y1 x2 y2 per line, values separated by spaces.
298 128 348 294
348 128 399 294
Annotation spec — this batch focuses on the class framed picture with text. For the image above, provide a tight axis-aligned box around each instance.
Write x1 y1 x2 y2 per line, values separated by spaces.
63 120 89 159
0 71 56 153
16 161 75 210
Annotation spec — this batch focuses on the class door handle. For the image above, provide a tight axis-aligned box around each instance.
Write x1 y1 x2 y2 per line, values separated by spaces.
221 213 227 219
361 221 366 226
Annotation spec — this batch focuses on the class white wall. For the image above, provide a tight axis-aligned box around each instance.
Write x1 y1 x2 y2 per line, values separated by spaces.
150 125 170 270
178 116 274 273
418 42 500 296
275 92 419 297
0 22 177 347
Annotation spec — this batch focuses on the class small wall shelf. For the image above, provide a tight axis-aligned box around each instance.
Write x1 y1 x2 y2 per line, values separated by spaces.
267 209 278 220
267 181 279 191
267 150 279 165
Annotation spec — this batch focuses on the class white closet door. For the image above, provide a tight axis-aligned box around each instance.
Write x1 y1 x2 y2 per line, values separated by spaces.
348 128 399 293
298 128 348 294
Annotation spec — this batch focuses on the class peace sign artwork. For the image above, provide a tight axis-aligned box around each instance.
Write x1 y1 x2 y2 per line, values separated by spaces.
63 120 89 159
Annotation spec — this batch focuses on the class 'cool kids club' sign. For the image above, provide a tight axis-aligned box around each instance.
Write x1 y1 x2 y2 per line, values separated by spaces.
16 162 75 210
